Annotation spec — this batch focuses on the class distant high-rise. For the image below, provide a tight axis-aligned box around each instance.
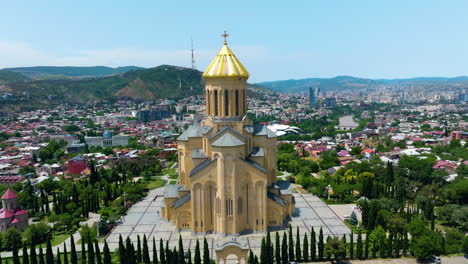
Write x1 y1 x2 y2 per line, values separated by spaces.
324 97 337 109
309 87 318 108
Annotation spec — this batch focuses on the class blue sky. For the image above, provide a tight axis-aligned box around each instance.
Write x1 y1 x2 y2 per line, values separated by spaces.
1 0 467 82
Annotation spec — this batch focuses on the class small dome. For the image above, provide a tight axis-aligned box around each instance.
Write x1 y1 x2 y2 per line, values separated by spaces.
103 131 112 139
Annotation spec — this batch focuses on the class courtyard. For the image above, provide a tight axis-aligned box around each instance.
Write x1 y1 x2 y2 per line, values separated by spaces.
106 187 352 258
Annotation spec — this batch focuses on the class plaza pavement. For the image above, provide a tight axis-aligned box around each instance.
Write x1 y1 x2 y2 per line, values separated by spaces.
106 187 353 259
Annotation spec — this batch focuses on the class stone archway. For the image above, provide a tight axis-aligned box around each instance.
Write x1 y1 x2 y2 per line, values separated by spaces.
215 241 249 264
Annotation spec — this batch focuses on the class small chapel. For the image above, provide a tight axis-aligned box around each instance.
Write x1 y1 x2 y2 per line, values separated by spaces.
162 34 295 234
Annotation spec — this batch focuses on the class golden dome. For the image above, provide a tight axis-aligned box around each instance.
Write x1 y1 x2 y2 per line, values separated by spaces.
203 43 250 79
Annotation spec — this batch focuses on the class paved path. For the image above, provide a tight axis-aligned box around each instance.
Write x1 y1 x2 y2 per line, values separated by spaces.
106 189 352 259
304 256 467 264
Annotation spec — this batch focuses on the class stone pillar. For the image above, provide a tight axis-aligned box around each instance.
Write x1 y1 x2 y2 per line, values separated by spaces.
209 90 215 116
232 161 238 233
217 156 226 233
206 90 211 115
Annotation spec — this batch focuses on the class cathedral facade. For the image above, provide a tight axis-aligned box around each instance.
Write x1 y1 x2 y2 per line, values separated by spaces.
162 39 295 234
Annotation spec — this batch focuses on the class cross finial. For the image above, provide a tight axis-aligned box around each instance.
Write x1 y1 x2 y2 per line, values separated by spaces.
221 30 229 44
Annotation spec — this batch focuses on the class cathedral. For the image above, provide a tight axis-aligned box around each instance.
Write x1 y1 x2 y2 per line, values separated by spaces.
162 36 295 234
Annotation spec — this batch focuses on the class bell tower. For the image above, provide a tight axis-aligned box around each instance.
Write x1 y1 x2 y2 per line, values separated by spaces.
203 31 250 118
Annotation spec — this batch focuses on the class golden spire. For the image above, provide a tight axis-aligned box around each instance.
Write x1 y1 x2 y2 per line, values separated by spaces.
203 31 250 79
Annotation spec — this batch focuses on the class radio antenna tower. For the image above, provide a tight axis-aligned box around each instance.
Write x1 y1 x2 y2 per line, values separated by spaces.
191 37 196 70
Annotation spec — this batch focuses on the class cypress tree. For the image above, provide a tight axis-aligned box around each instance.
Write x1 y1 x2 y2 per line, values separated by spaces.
318 227 324 261
349 231 353 259
202 237 209 264
173 247 178 264
143 235 150 264
103 241 111 264
39 247 45 264
356 231 363 259
288 225 294 261
23 245 30 264
194 240 201 264
302 233 309 262
265 232 273 264
187 249 192 264
152 237 159 264
295 227 301 262
248 251 254 264
364 236 369 259
57 249 62 264
165 241 170 264
275 232 281 264
126 238 134 262
87 238 95 264
95 240 102 264
281 233 288 264
70 236 77 264
342 234 347 260
440 236 446 255
160 239 166 264
254 256 259 264
81 237 87 264
137 235 142 263
260 238 267 264
394 234 400 258
310 228 316 261
118 235 126 264
30 243 38 264
325 237 331 261
64 244 69 264
178 235 185 264
46 239 54 264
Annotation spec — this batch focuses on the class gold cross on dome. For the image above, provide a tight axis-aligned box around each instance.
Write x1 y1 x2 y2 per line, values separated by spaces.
221 30 229 44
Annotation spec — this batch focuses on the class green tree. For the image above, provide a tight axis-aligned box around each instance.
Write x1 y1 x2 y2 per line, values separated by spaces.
356 231 363 259
23 245 30 264
81 236 87 264
137 235 142 264
70 236 77 264
46 239 53 264
203 237 210 264
95 240 102 264
295 227 301 261
275 233 281 264
160 239 166 264
143 235 150 264
364 236 369 259
281 233 288 264
318 227 324 261
349 231 353 259
288 225 294 261
178 234 185 264
30 243 38 264
152 238 159 264
194 240 201 264
64 244 69 264
57 249 62 264
310 227 316 261
103 241 111 264
260 238 267 264
39 247 45 264
87 238 95 264
119 236 126 264
3 228 22 250
302 233 309 262
324 236 346 262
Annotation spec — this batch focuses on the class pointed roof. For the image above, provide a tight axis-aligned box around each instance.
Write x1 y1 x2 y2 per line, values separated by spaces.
211 132 245 147
2 188 17 200
203 43 250 79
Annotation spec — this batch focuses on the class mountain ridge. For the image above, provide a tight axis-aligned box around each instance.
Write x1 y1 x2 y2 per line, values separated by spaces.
2 66 144 78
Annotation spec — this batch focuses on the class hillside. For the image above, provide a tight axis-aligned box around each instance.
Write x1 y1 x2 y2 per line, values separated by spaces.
3 66 144 78
257 75 468 93
0 70 29 84
0 65 204 111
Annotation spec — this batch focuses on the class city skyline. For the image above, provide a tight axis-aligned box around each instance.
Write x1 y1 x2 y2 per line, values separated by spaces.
1 0 468 82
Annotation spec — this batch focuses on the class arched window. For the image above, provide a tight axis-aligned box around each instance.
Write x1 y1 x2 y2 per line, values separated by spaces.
214 90 218 116
224 90 229 116
235 90 239 115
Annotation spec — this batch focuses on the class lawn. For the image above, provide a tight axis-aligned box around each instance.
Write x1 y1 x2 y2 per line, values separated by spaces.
146 179 166 189
38 232 69 247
